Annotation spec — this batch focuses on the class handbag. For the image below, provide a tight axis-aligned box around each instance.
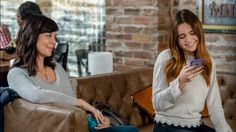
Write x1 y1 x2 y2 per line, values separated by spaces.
93 102 125 127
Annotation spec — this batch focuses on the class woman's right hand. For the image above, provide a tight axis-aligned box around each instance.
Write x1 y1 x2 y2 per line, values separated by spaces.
76 98 110 128
95 116 110 129
178 65 204 90
92 109 106 125
76 99 107 125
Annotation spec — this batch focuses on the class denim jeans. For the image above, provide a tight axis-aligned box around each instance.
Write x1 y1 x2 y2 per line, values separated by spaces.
153 122 215 132
95 125 139 132
87 114 138 132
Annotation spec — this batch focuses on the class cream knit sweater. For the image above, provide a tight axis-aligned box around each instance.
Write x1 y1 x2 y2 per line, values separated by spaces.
152 49 232 132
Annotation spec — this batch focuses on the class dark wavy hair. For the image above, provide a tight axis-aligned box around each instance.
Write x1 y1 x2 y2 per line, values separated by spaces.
13 15 59 76
165 9 212 86
18 1 42 20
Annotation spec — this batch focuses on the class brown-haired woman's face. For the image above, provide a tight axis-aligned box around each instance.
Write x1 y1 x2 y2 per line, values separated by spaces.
177 23 198 54
36 32 57 58
16 13 23 27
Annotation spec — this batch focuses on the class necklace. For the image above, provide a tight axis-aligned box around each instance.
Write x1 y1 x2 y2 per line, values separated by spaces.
38 68 50 80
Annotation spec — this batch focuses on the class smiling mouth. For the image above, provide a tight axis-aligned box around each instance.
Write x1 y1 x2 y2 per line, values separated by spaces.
185 43 194 48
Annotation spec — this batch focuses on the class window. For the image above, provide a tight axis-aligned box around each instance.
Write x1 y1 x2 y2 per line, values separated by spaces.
0 0 106 77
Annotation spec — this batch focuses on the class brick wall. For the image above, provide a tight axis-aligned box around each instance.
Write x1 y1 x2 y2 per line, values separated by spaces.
171 0 236 72
106 0 236 73
105 0 170 71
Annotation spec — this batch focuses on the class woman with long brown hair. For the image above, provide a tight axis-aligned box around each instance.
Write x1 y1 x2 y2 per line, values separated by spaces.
152 9 232 132
7 14 138 132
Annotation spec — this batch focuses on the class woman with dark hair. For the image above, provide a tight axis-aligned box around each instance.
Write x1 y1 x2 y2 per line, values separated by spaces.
16 1 42 27
7 15 137 132
152 9 232 132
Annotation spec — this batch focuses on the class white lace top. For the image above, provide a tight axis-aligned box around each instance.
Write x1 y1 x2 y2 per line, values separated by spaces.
152 49 232 132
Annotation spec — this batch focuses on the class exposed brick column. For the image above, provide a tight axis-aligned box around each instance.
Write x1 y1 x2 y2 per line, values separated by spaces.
105 0 171 71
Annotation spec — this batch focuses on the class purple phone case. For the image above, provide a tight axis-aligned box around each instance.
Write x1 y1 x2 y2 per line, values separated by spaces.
190 58 204 67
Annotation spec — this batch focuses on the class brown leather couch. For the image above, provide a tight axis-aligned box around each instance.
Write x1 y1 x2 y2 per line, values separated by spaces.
4 68 236 132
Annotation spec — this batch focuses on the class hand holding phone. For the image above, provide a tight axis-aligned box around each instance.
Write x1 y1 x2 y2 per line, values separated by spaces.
190 58 204 67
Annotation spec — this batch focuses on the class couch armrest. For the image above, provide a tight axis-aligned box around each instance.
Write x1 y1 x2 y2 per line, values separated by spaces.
4 98 88 132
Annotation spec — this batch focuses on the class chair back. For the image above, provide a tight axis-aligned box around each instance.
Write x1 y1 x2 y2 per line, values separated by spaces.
75 49 89 76
54 43 69 70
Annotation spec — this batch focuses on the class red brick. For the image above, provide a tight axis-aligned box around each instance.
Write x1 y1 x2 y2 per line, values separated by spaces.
124 58 145 66
123 26 142 33
216 63 232 71
183 0 195 5
124 51 133 57
105 16 115 24
115 64 136 71
106 41 122 48
133 16 158 25
133 51 152 59
158 43 168 51
114 34 132 40
224 34 236 41
132 34 151 43
113 0 157 7
173 0 179 6
142 8 158 16
124 42 142 49
106 24 122 32
106 8 122 15
143 43 156 50
225 55 236 62
106 33 114 39
114 51 124 57
205 34 220 42
207 45 236 52
211 54 222 59
143 26 158 34
144 60 155 67
116 16 132 24
158 24 169 30
158 15 170 25
105 0 113 6
124 8 140 15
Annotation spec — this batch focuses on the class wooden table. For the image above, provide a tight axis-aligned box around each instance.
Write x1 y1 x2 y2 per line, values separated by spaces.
0 50 15 72
0 60 10 86
0 50 14 86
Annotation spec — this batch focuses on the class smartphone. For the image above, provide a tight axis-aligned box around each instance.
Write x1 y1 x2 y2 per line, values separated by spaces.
190 58 204 67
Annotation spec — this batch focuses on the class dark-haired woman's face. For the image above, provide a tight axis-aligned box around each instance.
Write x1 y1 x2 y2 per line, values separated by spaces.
36 32 57 58
16 12 23 27
177 23 198 55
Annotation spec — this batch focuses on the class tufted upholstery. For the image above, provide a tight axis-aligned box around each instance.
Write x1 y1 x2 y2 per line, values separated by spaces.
202 71 236 131
77 68 236 132
76 67 153 128
4 68 235 132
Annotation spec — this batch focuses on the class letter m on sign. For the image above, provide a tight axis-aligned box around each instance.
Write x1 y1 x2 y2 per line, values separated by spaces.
210 1 222 17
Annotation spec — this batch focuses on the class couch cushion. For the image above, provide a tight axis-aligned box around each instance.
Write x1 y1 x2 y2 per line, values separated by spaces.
217 72 236 122
202 117 236 131
76 68 153 127
131 86 155 118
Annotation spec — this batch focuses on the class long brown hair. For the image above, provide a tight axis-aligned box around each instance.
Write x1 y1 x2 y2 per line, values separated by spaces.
165 9 212 86
13 15 58 76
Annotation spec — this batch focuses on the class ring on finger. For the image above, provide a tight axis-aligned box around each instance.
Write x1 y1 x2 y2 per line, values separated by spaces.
96 109 101 113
